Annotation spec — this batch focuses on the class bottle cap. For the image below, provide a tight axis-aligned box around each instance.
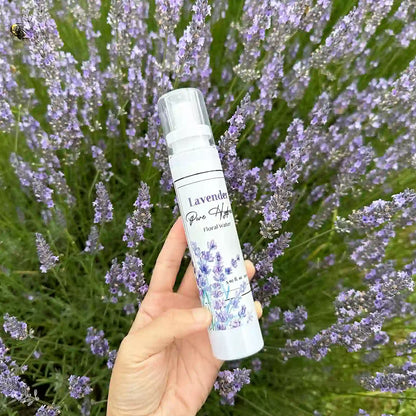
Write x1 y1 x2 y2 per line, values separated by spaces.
157 88 213 154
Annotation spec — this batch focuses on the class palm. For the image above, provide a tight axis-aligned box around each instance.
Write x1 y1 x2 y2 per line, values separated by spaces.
131 289 223 416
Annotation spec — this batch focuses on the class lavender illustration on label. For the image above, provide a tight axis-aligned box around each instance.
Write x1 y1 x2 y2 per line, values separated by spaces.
190 239 254 331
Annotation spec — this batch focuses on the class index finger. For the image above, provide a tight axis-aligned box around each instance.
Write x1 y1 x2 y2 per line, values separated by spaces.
147 216 188 293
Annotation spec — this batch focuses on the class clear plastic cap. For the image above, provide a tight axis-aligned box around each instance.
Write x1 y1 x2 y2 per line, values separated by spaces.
157 88 214 155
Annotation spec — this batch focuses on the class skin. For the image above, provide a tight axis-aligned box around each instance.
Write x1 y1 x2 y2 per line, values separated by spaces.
107 216 263 416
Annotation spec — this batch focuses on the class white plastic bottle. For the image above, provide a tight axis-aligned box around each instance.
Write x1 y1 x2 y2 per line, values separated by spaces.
157 88 264 361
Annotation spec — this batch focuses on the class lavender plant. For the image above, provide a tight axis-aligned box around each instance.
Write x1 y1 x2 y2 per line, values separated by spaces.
1 0 416 414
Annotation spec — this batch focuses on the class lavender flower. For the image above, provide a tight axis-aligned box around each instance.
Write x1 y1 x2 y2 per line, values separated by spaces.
81 397 91 416
250 275 281 309
123 304 136 315
251 358 262 372
334 265 414 324
36 405 61 416
22 0 85 155
250 53 284 144
218 92 251 155
394 331 416 357
155 0 183 37
217 93 265 205
10 154 55 209
0 90 14 134
122 182 152 248
84 225 104 254
105 255 148 303
0 358 34 405
281 306 308 333
175 0 211 79
262 306 281 335
214 368 251 405
107 350 117 369
336 189 416 234
93 182 113 224
283 259 416 361
261 119 311 238
233 0 271 82
35 233 59 273
85 327 117 372
361 358 416 393
250 233 291 307
85 327 109 357
3 314 33 340
106 0 150 105
312 0 393 69
335 190 416 269
68 375 92 399
91 145 113 183
283 0 394 103
0 337 7 358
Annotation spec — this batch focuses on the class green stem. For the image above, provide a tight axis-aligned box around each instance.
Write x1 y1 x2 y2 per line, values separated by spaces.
226 76 237 98
112 173 127 185
57 391 70 407
51 269 71 304
32 338 84 351
332 392 413 400
238 218 253 242
21 339 41 367
88 171 100 201
236 394 276 416
286 229 333 252
262 344 283 350
252 236 265 252
92 399 108 405
283 268 312 290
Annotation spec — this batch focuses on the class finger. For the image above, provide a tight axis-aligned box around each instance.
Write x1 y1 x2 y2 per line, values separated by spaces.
148 216 187 293
176 261 196 297
245 259 256 281
128 293 200 334
254 301 263 319
123 307 212 362
177 259 256 297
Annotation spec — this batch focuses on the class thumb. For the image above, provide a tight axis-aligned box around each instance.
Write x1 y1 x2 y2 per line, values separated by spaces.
123 307 212 362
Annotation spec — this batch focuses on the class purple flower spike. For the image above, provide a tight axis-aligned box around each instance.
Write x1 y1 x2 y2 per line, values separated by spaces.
36 405 61 416
35 233 59 273
123 182 153 248
214 368 251 405
3 314 33 340
68 375 92 399
93 182 113 224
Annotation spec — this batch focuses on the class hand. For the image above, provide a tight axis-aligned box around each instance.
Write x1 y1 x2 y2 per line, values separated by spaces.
107 216 262 416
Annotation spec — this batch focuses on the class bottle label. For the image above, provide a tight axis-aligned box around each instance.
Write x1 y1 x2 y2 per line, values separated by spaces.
174 170 257 331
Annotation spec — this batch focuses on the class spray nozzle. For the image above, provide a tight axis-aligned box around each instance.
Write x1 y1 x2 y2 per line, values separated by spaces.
157 88 213 154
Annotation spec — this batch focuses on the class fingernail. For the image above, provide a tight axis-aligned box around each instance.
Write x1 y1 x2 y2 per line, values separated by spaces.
192 307 211 323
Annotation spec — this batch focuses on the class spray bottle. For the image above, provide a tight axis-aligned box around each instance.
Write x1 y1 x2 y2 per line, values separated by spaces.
157 88 264 360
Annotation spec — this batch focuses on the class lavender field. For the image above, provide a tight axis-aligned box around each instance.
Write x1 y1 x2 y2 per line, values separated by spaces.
1 0 416 415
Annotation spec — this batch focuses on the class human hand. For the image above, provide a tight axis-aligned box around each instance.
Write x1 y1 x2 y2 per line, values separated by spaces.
107 216 262 416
